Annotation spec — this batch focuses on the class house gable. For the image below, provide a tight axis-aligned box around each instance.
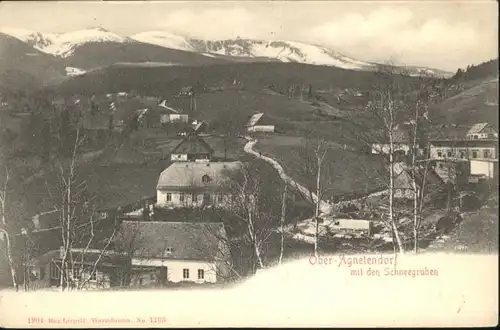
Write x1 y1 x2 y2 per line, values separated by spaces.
171 135 214 155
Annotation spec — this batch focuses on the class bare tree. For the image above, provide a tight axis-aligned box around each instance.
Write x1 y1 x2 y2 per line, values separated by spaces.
0 163 17 290
46 128 117 291
345 63 415 254
292 134 330 258
278 182 287 265
224 163 276 273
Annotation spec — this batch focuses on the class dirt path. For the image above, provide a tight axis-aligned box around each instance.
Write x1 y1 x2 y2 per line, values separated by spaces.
243 136 333 215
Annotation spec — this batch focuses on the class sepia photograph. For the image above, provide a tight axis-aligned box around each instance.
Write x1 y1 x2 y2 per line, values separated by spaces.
0 0 498 327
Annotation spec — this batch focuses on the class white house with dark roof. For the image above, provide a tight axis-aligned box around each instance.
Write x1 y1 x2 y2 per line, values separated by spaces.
29 220 232 289
371 128 412 155
156 161 243 208
246 112 275 133
114 221 232 285
158 100 189 124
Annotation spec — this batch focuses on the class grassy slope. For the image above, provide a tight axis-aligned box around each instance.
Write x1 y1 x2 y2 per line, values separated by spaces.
254 135 385 201
50 62 420 97
431 77 499 127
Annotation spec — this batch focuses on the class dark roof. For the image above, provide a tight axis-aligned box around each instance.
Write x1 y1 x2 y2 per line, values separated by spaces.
393 162 443 191
171 134 214 155
113 221 230 261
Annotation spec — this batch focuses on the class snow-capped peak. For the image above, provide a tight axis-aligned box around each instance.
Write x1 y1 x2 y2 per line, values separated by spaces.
0 26 130 58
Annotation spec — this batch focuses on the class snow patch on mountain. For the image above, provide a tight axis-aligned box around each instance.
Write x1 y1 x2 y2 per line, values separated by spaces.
65 67 86 76
130 31 194 52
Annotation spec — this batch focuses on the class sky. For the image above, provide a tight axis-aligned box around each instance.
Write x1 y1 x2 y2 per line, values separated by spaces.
0 1 497 72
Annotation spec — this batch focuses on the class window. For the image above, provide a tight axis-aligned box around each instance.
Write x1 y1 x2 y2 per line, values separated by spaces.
51 262 60 279
473 135 478 140
437 151 442 158
183 269 190 279
460 150 466 158
483 150 491 159
89 270 97 281
179 193 184 202
447 151 452 157
192 193 197 203
198 269 204 280
72 268 81 280
203 192 211 204
39 266 46 280
166 193 172 202
202 175 211 183
472 151 478 159
217 195 223 203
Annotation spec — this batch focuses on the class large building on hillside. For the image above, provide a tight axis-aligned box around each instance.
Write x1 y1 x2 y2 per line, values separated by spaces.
156 161 243 208
429 123 498 179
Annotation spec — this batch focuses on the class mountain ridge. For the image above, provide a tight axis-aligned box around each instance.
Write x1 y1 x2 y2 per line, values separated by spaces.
0 26 453 77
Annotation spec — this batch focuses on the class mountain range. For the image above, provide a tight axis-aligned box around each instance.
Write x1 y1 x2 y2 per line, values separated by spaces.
0 26 453 80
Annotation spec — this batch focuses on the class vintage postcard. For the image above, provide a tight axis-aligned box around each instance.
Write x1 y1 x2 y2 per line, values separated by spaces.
0 0 498 327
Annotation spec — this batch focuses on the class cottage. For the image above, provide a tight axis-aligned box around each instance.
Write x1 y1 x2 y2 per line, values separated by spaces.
156 161 243 208
178 86 194 97
371 129 412 156
192 120 208 134
393 162 444 200
324 218 373 236
114 221 232 285
466 122 498 140
170 134 214 162
246 113 275 133
158 100 189 124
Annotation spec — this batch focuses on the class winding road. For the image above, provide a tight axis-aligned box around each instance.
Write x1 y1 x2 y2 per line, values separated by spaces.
243 136 333 215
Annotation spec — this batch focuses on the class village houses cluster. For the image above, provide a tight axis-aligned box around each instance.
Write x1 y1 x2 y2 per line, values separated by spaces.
20 88 277 290
6 86 497 291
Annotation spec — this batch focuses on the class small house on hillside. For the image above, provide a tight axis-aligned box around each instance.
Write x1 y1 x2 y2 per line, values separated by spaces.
393 162 444 200
466 122 498 140
246 113 275 133
158 100 189 124
156 161 243 208
371 128 412 156
192 120 208 135
170 134 214 162
178 86 194 97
